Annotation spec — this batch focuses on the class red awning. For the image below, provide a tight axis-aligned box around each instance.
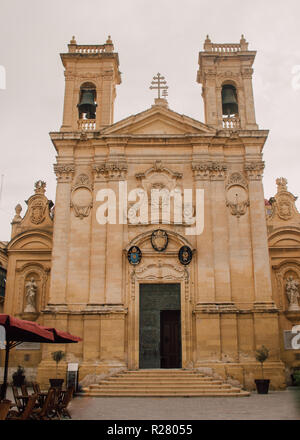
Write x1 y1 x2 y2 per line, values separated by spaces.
43 327 82 343
0 314 54 343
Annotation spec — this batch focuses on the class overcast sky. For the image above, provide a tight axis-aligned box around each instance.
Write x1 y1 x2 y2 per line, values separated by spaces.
0 0 299 240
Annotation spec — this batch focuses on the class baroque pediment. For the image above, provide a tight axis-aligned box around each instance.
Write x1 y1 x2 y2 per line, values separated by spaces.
102 104 215 136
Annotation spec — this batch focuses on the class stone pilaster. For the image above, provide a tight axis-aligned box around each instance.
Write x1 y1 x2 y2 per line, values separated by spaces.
210 162 232 303
87 164 107 306
61 72 75 131
192 162 215 304
104 159 127 304
245 161 275 307
46 164 74 310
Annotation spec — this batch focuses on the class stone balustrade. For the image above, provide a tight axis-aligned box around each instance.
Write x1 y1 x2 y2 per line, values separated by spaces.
78 119 96 131
222 116 241 129
211 43 241 53
75 45 105 54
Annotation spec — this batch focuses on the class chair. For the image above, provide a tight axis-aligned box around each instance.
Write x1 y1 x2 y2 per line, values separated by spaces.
0 400 12 420
32 382 41 394
33 388 58 420
32 382 45 407
21 384 29 397
7 395 37 420
11 385 26 413
56 386 74 419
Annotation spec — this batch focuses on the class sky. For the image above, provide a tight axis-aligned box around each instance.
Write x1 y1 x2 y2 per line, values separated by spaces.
0 0 300 240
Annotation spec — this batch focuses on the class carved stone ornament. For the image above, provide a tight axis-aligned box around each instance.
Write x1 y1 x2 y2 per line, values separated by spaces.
278 197 293 220
268 177 299 222
151 229 168 252
70 173 93 219
30 200 47 225
178 246 193 265
226 172 249 218
127 246 142 265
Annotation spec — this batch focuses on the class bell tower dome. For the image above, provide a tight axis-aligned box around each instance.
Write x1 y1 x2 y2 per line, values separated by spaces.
60 36 121 132
197 35 258 130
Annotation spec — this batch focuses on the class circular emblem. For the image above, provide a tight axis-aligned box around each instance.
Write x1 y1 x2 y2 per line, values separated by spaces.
178 246 193 265
127 246 142 265
151 230 168 252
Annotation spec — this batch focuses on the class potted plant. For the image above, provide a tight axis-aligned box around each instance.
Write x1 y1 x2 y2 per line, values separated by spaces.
49 350 66 388
12 365 25 387
255 345 270 394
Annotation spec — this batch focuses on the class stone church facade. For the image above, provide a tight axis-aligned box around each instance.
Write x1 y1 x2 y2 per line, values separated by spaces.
2 36 300 390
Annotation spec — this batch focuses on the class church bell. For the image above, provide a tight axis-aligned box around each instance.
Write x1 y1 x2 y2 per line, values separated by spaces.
77 89 97 119
222 85 238 116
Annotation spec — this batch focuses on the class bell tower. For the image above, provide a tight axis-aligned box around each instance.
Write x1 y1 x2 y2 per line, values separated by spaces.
60 36 121 131
197 35 258 130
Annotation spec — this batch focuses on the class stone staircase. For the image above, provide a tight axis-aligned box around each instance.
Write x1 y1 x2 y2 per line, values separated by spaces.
83 369 250 397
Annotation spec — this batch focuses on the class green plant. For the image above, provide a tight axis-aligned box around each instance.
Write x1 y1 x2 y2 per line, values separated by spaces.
255 345 269 379
294 371 300 386
51 350 66 378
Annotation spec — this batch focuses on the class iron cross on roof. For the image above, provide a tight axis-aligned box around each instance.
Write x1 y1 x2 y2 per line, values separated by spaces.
149 73 168 99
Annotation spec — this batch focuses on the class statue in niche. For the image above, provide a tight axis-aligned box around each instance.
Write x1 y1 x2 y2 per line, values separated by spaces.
285 275 300 311
24 278 37 313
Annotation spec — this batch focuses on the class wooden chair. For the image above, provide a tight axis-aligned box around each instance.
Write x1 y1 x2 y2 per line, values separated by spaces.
11 385 26 413
7 395 37 420
0 400 12 420
21 384 29 397
33 388 59 420
32 382 41 394
56 386 74 419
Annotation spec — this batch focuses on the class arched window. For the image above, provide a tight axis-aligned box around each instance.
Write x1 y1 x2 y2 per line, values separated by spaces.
221 84 238 116
77 82 97 120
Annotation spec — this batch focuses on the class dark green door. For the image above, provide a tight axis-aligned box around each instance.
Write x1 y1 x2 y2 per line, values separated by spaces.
139 283 181 369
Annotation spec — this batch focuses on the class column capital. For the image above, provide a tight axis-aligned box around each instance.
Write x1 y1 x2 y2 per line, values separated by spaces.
192 161 227 181
53 163 75 182
93 160 128 181
244 161 265 180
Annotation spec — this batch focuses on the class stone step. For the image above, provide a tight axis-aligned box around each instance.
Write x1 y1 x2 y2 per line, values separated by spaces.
83 369 250 397
95 379 224 385
87 391 249 397
89 384 240 391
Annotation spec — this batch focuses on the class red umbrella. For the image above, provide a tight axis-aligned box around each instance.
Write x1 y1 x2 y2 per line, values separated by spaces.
0 314 55 400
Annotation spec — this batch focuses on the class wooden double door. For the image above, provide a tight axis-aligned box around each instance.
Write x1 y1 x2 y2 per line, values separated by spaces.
139 284 181 369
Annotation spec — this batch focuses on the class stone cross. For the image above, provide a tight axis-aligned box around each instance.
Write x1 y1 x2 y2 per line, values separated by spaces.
149 73 168 99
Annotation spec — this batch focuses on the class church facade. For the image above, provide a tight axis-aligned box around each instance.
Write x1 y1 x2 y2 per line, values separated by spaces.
2 36 300 391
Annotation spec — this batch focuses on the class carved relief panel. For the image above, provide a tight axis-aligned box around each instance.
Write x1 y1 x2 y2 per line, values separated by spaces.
70 173 93 219
226 172 249 218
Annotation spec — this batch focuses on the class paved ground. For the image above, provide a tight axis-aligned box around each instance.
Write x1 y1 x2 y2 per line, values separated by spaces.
67 388 300 420
5 386 300 420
